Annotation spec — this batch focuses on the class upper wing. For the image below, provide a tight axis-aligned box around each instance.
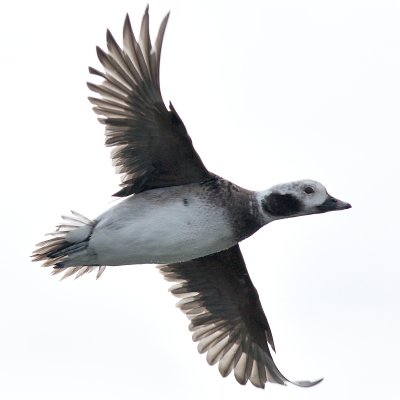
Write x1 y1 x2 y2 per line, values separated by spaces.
159 245 322 388
88 7 210 197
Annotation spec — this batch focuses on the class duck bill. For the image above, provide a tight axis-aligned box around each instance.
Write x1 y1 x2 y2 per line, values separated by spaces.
317 195 352 213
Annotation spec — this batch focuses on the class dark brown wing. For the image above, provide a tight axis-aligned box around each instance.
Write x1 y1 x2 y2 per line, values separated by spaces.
159 245 322 388
88 7 210 196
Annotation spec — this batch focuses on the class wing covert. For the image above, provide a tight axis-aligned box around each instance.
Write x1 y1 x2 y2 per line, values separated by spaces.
88 7 210 196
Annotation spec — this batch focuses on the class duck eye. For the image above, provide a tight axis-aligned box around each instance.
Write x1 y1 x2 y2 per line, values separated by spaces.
304 186 314 194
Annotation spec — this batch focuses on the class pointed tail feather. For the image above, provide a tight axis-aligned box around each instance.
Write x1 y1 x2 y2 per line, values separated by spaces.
32 211 106 280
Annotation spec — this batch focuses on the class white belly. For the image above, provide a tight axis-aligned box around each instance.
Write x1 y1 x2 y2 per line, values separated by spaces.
89 186 235 265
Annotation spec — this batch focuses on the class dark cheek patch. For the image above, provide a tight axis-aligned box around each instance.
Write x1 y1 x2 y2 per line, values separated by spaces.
262 193 302 217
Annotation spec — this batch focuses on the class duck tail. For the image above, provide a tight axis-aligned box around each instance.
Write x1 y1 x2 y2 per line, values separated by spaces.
32 211 106 280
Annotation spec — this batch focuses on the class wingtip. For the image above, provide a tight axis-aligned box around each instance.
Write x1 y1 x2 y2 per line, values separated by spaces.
124 13 131 25
292 376 324 387
96 45 106 58
270 341 276 353
106 28 114 43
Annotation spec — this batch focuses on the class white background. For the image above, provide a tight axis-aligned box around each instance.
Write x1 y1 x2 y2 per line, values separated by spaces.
1 0 399 399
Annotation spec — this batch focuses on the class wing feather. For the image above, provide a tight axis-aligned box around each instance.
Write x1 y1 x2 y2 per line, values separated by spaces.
159 245 322 388
89 7 210 196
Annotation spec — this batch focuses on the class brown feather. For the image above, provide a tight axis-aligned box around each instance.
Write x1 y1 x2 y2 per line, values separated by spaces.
88 7 210 197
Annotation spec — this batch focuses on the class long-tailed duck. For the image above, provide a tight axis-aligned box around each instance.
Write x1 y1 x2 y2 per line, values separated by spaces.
32 7 351 389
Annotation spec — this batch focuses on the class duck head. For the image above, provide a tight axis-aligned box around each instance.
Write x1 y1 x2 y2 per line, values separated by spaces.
258 179 351 222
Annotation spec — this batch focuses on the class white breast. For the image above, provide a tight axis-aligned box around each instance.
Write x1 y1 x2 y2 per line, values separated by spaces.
89 186 235 266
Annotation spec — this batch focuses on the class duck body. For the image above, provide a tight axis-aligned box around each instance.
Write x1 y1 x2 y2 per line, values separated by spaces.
63 176 263 267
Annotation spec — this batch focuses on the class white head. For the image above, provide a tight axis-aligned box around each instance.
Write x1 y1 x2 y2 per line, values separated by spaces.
257 179 351 222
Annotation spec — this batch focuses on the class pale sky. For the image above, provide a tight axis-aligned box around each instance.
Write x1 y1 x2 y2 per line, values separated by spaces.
1 1 399 399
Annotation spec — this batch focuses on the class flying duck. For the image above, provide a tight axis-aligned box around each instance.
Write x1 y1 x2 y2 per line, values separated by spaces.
32 7 351 389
